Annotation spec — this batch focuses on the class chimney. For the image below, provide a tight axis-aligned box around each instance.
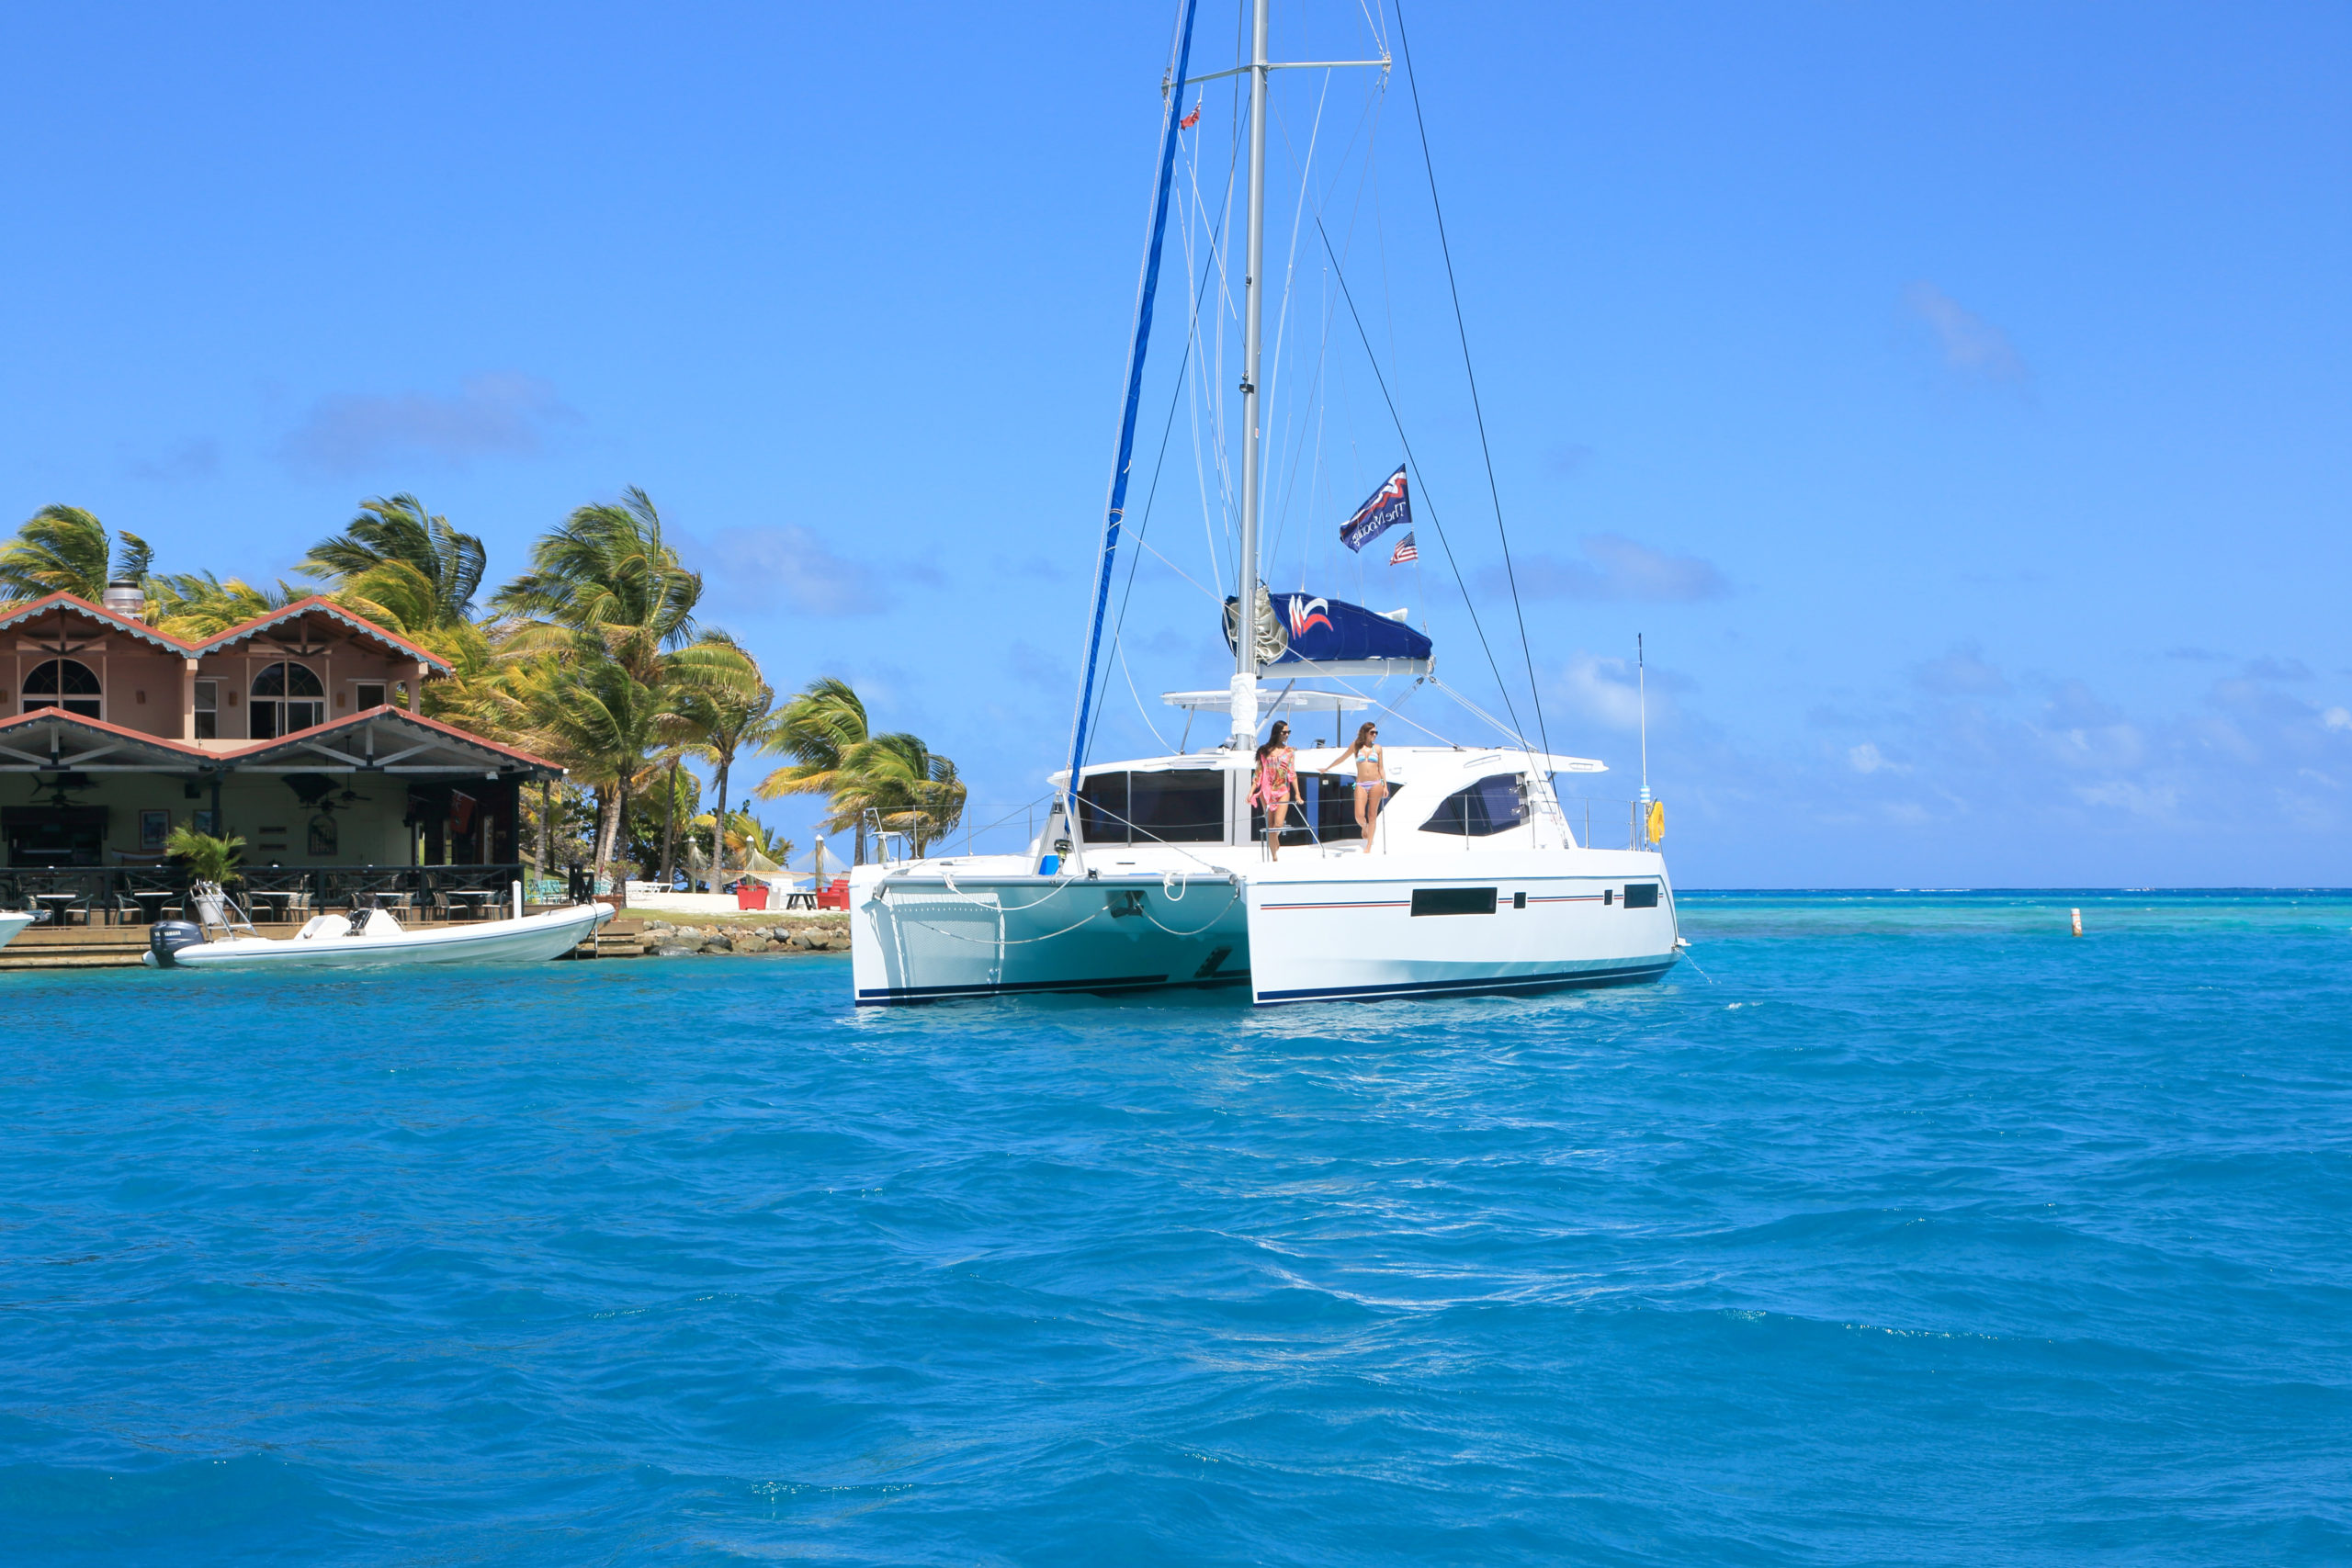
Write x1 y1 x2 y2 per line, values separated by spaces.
102 579 147 620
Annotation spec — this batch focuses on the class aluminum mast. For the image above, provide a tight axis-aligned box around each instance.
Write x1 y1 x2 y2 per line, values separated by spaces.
1227 0 1272 754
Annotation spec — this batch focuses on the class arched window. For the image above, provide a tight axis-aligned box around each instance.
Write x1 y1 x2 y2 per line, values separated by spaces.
22 658 102 719
250 661 324 739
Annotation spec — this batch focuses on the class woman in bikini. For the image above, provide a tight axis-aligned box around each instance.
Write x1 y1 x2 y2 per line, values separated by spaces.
1252 720 1298 859
1333 720 1387 851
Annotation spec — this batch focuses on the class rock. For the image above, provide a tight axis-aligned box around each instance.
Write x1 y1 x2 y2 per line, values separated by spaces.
645 942 695 958
643 921 674 936
699 937 732 954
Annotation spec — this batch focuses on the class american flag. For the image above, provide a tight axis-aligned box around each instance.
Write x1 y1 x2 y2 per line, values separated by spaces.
1389 531 1418 565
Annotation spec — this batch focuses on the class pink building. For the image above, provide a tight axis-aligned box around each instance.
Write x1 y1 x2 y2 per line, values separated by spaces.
0 590 565 919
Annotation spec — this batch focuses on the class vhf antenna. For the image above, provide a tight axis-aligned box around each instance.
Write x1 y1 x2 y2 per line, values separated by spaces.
1637 634 1650 819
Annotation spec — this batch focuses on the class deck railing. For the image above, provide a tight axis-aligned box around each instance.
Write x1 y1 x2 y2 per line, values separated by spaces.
0 863 537 924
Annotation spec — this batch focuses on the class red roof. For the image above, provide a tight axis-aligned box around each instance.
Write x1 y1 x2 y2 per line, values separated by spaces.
0 702 563 776
0 590 451 671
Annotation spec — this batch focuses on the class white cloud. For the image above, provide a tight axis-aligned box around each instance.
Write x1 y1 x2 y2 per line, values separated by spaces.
694 525 889 617
1905 282 2028 383
1912 643 2009 697
1499 535 1730 603
276 373 578 478
1849 741 1909 774
1558 652 1647 731
2324 707 2352 732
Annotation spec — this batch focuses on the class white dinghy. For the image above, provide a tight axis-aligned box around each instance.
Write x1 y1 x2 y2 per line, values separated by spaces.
144 882 612 970
0 908 35 951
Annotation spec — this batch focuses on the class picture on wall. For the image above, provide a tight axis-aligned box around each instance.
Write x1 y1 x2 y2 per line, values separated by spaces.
191 810 218 835
140 809 171 851
308 814 338 858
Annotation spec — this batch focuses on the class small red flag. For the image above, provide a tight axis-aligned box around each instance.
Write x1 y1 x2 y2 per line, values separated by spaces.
1178 103 1200 130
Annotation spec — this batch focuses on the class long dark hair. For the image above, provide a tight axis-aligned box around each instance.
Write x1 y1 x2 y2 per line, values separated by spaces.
1352 720 1377 749
1255 719 1290 764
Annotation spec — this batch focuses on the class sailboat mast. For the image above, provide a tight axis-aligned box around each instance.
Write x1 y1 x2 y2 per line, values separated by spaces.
1231 0 1272 728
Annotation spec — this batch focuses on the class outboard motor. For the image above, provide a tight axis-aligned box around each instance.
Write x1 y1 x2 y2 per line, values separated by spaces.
148 920 206 966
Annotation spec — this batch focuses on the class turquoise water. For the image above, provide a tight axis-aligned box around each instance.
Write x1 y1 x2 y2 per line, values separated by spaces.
4 891 2346 1563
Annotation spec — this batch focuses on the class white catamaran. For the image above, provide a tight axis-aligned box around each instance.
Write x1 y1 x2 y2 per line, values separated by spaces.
851 0 1680 1006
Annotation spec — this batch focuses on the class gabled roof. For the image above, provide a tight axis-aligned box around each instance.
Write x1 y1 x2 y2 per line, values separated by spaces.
0 590 451 672
192 595 449 672
232 705 561 777
0 592 187 653
0 705 563 779
0 708 211 772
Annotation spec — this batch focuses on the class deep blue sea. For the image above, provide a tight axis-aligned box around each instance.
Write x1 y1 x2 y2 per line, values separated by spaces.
4 891 2347 1564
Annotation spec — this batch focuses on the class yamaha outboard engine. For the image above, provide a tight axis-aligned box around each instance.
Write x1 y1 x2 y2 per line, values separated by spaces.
148 920 206 966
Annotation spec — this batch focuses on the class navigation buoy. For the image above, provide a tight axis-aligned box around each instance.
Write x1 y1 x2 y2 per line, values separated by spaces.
2071 908 2083 938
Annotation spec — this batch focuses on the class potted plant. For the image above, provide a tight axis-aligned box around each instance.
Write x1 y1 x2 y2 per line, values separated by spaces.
166 826 246 925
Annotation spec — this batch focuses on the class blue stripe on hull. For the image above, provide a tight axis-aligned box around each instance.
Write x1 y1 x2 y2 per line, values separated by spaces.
854 970 1255 1006
1253 959 1677 1004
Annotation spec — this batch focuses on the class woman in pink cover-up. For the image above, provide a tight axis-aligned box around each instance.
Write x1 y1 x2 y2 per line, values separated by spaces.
1250 721 1297 859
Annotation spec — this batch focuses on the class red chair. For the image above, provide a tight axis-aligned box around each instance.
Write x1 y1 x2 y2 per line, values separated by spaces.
735 882 770 911
814 876 849 911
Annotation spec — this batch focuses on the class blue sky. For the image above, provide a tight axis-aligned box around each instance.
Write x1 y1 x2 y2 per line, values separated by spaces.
5 2 2346 886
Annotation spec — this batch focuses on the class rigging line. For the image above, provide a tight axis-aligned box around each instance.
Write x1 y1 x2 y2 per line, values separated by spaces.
1393 0 1551 765
1426 674 1530 750
1064 0 1201 815
1257 69 1334 569
1307 207 1529 747
1087 99 1247 772
1116 641 1175 752
1263 81 1379 577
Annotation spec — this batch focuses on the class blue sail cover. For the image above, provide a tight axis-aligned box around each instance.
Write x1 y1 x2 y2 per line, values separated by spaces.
1223 591 1434 667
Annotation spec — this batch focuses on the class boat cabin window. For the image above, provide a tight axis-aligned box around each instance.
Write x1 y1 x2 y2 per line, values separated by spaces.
1421 773 1529 838
1079 769 1223 844
22 658 101 719
250 661 325 739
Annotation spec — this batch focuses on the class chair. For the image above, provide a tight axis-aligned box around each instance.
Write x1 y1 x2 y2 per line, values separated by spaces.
814 876 850 911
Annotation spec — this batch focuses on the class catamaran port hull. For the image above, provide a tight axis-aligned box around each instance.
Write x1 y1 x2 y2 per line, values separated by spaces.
849 850 1678 1007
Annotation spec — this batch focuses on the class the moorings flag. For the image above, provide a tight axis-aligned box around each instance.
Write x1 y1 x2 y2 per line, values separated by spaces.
1340 465 1410 553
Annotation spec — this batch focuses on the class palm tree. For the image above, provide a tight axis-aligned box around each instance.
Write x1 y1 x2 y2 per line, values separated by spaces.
0 505 153 605
670 631 777 891
148 571 304 639
489 494 757 884
504 648 677 885
492 487 702 676
757 676 873 860
301 494 487 630
756 679 964 862
839 732 967 858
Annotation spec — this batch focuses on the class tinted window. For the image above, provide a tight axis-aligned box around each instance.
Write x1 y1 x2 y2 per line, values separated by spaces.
1254 773 1408 846
1623 882 1659 908
1080 770 1224 844
1411 886 1497 917
1421 773 1528 837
